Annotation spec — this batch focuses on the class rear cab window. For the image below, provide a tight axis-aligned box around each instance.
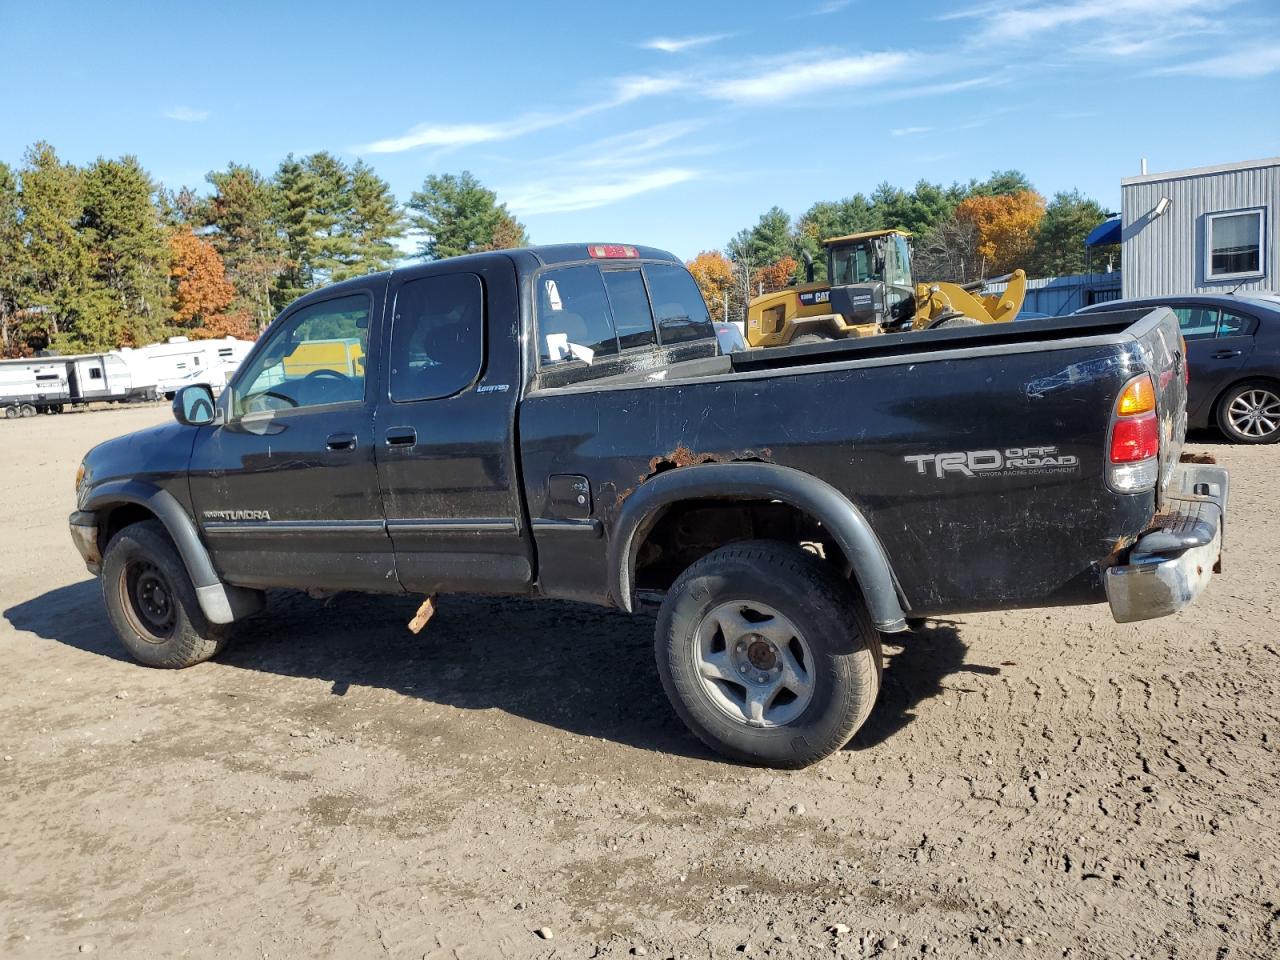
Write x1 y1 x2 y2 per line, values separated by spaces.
389 273 484 402
534 258 716 388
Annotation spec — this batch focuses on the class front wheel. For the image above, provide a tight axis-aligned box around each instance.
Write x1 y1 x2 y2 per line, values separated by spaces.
1217 381 1280 444
101 519 227 668
655 540 881 768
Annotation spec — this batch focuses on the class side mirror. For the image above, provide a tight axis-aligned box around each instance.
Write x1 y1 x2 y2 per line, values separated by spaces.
173 384 216 426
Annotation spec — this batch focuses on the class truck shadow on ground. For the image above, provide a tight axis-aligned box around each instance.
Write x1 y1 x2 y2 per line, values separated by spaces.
7 581 994 764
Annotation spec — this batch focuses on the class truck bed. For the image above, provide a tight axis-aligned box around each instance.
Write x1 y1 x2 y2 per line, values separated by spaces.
519 307 1185 617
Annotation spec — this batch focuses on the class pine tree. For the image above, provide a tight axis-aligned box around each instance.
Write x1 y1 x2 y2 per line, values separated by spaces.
204 163 286 329
1030 191 1113 277
80 155 172 347
407 171 527 261
15 142 97 350
335 161 403 281
0 162 23 355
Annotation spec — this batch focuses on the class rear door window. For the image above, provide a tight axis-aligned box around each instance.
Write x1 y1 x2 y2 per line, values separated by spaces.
1218 309 1255 337
644 263 715 344
1172 306 1219 340
389 273 484 402
602 269 657 350
537 265 619 365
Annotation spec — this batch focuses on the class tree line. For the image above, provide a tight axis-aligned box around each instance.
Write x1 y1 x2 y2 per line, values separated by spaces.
0 143 526 356
690 170 1117 323
1 140 1117 355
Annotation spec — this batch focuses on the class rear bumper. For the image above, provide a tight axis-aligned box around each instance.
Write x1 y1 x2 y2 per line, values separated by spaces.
1105 464 1227 623
69 510 102 575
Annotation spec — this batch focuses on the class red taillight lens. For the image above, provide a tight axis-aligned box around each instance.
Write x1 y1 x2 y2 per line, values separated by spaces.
1181 335 1189 386
1110 412 1159 463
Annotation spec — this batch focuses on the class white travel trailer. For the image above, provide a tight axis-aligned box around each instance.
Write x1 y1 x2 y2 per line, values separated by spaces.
1 351 155 418
132 336 254 397
1 357 72 417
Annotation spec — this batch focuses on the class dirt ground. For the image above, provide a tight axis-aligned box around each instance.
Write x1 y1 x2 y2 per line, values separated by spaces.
1 405 1277 960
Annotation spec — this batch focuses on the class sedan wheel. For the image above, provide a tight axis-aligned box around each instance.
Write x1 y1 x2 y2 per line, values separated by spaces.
1219 383 1280 443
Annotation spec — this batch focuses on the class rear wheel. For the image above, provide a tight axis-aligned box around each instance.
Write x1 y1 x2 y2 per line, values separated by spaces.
101 519 227 668
3 405 18 419
1217 381 1280 444
19 403 37 417
655 540 881 768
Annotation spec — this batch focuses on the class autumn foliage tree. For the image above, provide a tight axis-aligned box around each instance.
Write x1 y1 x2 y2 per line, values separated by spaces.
686 250 735 322
750 256 798 296
169 227 255 340
954 190 1045 276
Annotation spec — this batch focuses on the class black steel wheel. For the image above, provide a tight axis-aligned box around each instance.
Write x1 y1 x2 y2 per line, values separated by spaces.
101 519 227 668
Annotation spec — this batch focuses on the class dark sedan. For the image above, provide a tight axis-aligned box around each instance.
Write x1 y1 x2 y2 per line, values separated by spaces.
1078 293 1280 443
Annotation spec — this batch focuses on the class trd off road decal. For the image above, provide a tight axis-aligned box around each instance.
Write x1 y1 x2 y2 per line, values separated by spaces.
905 446 1079 479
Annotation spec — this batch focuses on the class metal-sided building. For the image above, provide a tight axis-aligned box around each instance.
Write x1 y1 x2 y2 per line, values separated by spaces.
1121 156 1278 299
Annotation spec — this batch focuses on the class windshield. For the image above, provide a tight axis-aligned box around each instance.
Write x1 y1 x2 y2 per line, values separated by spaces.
829 241 875 286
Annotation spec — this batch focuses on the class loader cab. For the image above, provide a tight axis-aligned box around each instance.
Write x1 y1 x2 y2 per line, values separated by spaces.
824 229 915 330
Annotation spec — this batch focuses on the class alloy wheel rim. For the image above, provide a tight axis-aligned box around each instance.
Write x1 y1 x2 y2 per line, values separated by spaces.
1228 389 1280 438
691 600 815 728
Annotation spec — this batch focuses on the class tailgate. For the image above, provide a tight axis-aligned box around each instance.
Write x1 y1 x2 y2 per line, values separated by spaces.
1132 307 1188 504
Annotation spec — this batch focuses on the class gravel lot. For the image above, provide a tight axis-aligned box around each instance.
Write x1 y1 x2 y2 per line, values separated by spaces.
2 406 1277 959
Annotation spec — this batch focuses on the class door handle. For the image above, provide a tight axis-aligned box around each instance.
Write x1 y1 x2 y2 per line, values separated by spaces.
384 426 417 447
325 432 357 451
1212 349 1242 359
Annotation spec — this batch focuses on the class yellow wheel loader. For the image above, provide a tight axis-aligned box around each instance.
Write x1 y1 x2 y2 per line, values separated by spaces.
745 228 1026 348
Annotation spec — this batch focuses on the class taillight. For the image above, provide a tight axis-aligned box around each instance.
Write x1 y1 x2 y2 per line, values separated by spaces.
588 244 639 259
1108 374 1160 493
1111 415 1159 462
1180 335 1189 385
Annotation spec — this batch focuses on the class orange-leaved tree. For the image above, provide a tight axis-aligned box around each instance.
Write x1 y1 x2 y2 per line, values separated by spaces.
954 190 1045 277
750 255 798 297
686 250 735 322
169 228 256 340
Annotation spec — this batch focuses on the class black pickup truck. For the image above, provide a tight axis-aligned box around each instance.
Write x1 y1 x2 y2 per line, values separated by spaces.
70 243 1228 767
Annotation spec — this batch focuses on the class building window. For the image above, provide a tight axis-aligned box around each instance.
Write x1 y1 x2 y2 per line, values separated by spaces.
1206 209 1264 280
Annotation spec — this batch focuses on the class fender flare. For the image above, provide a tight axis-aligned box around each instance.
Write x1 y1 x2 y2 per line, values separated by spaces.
608 462 908 632
82 479 263 624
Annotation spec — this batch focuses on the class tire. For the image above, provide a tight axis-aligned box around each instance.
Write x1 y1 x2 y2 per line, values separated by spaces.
20 403 37 417
3 405 18 419
655 540 882 768
101 519 227 668
1216 381 1280 444
931 314 983 329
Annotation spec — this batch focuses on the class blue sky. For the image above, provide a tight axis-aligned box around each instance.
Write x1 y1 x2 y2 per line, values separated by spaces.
2 0 1279 259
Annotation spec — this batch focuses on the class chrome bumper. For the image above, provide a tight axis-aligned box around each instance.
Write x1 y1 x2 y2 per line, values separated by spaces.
69 510 102 575
1106 464 1227 624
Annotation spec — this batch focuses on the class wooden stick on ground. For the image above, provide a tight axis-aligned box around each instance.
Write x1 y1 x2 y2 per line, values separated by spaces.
407 595 437 634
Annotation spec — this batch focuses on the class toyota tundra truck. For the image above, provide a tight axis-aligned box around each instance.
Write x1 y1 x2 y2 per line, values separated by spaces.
69 243 1227 767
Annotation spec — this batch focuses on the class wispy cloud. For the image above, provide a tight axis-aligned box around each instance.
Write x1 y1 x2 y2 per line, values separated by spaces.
1151 42 1280 77
807 0 851 15
164 106 208 122
890 126 932 137
353 76 687 154
640 34 730 53
506 168 698 216
708 51 912 103
944 0 1222 44
568 121 714 168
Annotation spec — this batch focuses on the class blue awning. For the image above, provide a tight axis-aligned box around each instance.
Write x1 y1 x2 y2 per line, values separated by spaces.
1085 217 1121 247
